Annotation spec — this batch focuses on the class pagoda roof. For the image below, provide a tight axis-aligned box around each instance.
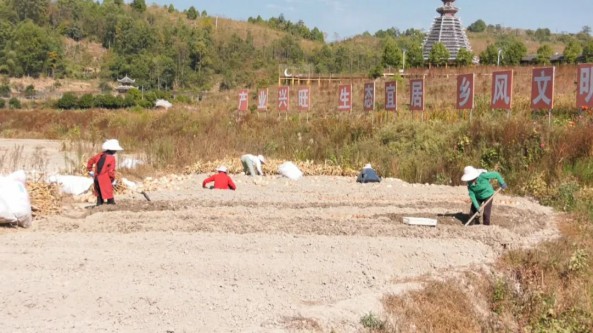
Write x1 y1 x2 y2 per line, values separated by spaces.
117 75 136 84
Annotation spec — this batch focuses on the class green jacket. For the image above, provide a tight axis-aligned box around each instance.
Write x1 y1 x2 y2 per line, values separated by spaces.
467 171 506 209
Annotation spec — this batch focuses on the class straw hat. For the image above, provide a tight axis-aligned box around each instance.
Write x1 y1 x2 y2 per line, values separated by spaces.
363 163 372 169
216 165 228 173
461 166 485 182
102 139 124 151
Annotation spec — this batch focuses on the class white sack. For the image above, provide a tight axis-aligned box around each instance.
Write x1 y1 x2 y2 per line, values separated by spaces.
278 161 303 180
48 175 93 196
0 170 33 227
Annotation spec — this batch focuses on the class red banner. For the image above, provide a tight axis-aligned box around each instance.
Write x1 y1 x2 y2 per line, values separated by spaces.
257 89 268 112
297 87 310 112
363 82 375 112
456 74 475 110
238 89 249 112
337 84 352 111
385 81 397 111
409 79 424 111
531 67 555 110
491 70 513 110
577 64 593 109
278 86 289 112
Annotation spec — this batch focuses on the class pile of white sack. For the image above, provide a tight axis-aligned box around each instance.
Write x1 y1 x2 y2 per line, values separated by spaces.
0 170 33 228
277 161 303 180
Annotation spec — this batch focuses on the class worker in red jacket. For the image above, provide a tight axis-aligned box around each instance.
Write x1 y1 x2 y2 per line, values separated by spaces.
87 139 123 205
202 166 236 190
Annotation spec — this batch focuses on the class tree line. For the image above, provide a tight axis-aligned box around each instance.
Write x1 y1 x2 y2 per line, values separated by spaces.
0 1 592 94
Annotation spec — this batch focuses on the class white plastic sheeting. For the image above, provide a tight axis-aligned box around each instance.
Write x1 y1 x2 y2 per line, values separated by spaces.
48 175 93 196
155 99 173 109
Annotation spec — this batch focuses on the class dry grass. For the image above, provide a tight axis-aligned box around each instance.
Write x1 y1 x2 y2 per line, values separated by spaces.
383 281 483 333
381 216 593 333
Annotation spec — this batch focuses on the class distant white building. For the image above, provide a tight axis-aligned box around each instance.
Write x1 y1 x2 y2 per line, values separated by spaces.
422 0 472 61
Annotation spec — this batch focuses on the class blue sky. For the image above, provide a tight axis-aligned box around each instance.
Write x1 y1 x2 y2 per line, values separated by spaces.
146 0 592 41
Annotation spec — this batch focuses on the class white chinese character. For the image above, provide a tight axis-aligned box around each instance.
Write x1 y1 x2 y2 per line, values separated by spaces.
257 90 268 109
411 81 423 108
364 84 374 109
459 77 471 107
386 84 396 109
238 91 248 108
338 87 351 110
278 88 289 108
533 70 552 106
493 74 510 105
579 67 593 103
298 89 309 108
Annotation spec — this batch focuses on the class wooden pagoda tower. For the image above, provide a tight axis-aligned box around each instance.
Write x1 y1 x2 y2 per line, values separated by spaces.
422 0 472 61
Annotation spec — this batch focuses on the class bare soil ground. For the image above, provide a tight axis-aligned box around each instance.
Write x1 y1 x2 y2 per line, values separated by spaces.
0 139 558 332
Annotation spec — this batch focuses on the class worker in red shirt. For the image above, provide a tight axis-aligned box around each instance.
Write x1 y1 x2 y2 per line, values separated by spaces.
87 139 123 205
202 166 236 190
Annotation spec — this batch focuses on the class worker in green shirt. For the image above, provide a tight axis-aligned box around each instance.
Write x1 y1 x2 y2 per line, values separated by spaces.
461 166 508 225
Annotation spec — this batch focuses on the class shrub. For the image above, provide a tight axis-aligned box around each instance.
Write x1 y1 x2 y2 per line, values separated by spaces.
78 94 94 109
56 92 78 109
360 312 385 330
8 97 21 109
0 84 10 97
0 98 5 108
24 85 36 99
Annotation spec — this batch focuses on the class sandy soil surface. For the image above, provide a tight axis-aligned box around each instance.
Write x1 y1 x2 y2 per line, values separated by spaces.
0 140 559 332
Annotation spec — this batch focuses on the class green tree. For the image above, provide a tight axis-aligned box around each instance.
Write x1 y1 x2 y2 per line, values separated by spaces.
130 0 146 13
167 4 175 13
583 41 593 63
535 44 553 65
467 19 486 33
114 18 155 55
500 39 527 65
564 40 583 64
534 28 551 42
381 37 402 69
456 48 474 66
479 44 499 65
10 21 57 77
404 43 424 68
428 42 450 66
312 45 334 73
9 0 49 25
186 6 198 20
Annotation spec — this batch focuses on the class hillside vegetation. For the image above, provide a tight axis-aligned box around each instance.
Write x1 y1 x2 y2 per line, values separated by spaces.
0 0 591 96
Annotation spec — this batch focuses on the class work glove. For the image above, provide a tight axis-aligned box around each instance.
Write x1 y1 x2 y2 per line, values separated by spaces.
88 171 95 178
112 180 117 186
501 183 508 190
